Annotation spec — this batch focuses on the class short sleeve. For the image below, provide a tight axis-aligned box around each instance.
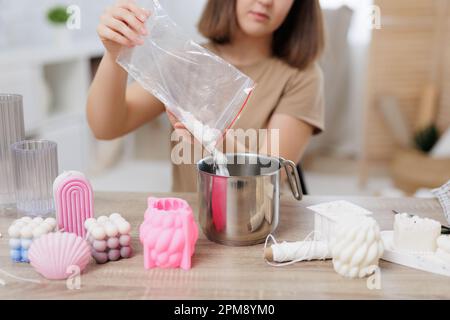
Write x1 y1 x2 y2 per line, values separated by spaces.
274 63 325 135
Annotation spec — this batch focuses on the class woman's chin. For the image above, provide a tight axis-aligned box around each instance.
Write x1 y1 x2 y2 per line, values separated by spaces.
240 25 273 39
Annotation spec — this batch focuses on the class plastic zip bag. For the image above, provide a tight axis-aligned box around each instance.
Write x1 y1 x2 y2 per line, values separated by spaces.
116 0 255 151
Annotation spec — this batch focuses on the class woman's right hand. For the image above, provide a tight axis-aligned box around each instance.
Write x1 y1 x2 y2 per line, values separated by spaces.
97 0 151 59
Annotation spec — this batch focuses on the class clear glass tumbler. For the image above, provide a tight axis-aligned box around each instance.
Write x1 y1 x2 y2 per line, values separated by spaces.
0 94 25 210
11 140 58 216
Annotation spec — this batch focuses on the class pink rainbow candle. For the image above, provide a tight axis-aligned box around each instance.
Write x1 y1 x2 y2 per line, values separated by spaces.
53 171 94 237
139 197 198 270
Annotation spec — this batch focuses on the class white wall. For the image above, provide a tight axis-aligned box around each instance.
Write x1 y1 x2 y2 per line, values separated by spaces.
0 0 110 48
0 0 207 48
160 0 207 41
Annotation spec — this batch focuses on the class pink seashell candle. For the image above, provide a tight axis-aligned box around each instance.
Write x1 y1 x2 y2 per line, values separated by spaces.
139 197 198 270
28 232 91 280
53 171 94 237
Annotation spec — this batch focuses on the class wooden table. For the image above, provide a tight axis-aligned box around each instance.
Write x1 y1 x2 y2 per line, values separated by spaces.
0 192 448 300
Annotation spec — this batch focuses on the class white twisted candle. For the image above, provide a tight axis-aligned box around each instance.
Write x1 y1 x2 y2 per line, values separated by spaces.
331 216 384 278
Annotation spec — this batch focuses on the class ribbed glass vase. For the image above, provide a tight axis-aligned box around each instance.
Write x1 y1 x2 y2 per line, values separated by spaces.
11 140 58 217
0 94 25 210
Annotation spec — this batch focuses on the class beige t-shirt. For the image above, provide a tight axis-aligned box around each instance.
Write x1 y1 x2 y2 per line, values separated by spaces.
171 44 325 192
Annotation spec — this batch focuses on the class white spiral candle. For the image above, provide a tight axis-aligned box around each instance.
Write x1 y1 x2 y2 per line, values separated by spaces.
331 216 384 278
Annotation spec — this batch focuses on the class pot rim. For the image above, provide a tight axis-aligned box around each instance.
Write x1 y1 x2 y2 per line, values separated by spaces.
197 152 283 178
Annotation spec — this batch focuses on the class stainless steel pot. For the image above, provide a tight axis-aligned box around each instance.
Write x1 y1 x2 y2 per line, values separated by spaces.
197 153 303 246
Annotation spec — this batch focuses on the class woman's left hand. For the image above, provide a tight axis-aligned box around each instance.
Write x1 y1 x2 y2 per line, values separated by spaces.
166 111 194 143
166 110 228 150
166 110 184 129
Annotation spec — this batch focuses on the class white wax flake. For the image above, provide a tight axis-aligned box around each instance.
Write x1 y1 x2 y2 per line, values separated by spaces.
85 213 131 241
178 109 221 150
309 201 374 243
212 149 230 177
176 109 230 177
307 200 372 221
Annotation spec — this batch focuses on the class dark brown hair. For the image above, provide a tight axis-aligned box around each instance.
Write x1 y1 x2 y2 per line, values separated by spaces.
198 0 325 70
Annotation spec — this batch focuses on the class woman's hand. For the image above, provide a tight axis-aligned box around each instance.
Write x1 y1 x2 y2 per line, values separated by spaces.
166 111 195 143
97 0 151 59
167 111 230 152
166 111 185 131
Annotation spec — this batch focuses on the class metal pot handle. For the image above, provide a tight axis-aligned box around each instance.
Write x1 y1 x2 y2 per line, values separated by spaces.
280 158 303 201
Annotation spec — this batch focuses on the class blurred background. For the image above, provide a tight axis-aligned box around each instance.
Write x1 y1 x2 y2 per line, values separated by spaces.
1 0 449 196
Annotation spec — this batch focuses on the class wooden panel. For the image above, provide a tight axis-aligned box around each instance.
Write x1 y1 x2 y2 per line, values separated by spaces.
376 0 437 17
364 0 450 161
437 17 450 130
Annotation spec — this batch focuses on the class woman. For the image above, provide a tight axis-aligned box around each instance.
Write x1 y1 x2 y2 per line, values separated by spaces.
87 0 325 192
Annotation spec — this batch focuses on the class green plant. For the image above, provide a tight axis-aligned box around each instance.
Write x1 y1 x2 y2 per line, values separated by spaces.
414 124 440 153
47 6 69 25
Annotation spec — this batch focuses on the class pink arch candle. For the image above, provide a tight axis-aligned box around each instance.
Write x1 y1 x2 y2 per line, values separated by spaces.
53 171 94 237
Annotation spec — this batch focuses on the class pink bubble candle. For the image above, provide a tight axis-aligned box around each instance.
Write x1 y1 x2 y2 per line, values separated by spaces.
84 213 133 264
139 197 198 270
